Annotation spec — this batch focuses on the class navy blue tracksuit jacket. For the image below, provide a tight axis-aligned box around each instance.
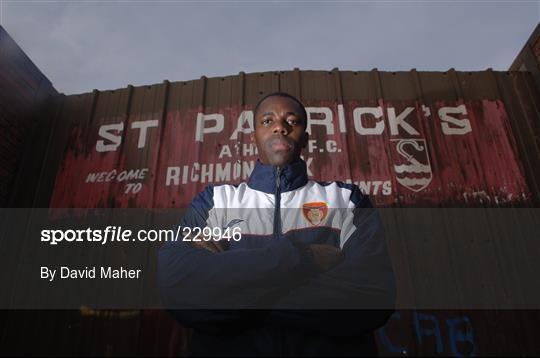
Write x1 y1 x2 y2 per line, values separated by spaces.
158 159 396 356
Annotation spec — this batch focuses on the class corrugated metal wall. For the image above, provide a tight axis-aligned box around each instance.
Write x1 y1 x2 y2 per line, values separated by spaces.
0 25 58 208
6 69 536 356
33 69 540 209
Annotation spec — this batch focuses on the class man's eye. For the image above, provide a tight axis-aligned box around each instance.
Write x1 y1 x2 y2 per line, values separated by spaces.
287 118 298 125
262 118 272 125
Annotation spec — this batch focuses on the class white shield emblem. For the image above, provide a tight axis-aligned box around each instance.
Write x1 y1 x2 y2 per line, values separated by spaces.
391 139 433 192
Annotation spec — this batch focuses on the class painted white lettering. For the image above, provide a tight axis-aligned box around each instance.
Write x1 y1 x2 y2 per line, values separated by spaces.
139 168 148 179
218 145 232 159
86 173 99 183
166 167 180 186
96 123 123 152
131 120 158 149
337 104 347 133
118 169 141 182
182 165 189 184
215 162 231 182
242 143 257 157
196 113 224 142
308 140 318 153
306 107 334 135
191 163 200 182
353 107 384 135
96 172 107 182
387 107 418 136
232 162 242 180
382 181 392 195
230 111 254 140
106 170 117 181
371 181 382 195
305 157 314 176
200 164 213 183
358 181 371 195
326 140 337 153
163 160 257 185
439 105 472 135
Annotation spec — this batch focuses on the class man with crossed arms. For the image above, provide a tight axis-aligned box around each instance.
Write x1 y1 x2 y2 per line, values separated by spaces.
158 92 396 356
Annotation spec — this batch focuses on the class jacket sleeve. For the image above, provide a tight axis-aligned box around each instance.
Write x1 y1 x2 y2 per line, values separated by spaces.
266 186 396 335
158 185 320 314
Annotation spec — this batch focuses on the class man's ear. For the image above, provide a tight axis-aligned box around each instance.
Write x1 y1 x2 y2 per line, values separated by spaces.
250 133 255 143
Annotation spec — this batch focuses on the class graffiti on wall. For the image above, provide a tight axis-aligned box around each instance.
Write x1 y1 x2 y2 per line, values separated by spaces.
377 310 475 357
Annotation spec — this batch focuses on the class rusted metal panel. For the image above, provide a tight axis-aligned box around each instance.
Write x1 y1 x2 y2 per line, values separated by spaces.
493 71 540 206
46 70 538 209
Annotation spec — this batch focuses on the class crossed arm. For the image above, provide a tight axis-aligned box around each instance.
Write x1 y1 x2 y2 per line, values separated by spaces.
157 187 396 335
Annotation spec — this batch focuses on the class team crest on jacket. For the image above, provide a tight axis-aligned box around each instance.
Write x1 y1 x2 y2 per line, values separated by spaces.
302 202 329 226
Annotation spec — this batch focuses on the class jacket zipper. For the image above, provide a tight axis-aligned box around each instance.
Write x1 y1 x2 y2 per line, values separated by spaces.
273 166 284 356
273 166 282 236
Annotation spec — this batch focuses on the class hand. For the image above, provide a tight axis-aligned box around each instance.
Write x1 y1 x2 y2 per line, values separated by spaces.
308 244 344 271
190 237 228 253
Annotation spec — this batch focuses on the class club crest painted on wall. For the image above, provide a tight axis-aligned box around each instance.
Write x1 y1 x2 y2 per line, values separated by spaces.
391 139 433 192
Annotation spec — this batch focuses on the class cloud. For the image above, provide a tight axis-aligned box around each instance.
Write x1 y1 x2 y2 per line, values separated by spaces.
2 1 538 94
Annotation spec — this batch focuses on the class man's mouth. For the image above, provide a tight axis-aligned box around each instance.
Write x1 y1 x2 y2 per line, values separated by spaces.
269 137 293 151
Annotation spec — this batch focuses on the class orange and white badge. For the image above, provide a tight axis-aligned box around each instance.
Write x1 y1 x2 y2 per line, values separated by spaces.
302 202 329 226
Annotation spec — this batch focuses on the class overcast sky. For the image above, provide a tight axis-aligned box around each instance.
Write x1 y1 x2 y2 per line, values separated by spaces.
1 1 538 94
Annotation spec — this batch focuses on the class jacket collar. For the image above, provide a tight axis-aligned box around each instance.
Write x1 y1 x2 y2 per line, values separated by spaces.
247 158 308 194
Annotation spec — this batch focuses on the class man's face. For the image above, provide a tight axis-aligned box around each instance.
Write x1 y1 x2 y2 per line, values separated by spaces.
252 96 308 167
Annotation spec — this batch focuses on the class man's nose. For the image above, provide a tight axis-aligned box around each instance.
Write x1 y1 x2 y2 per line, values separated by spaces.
272 121 290 135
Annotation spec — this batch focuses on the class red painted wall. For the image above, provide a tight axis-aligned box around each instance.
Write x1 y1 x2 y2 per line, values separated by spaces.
50 99 530 208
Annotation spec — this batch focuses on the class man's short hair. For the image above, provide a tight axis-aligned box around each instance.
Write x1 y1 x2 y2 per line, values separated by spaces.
253 92 308 130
